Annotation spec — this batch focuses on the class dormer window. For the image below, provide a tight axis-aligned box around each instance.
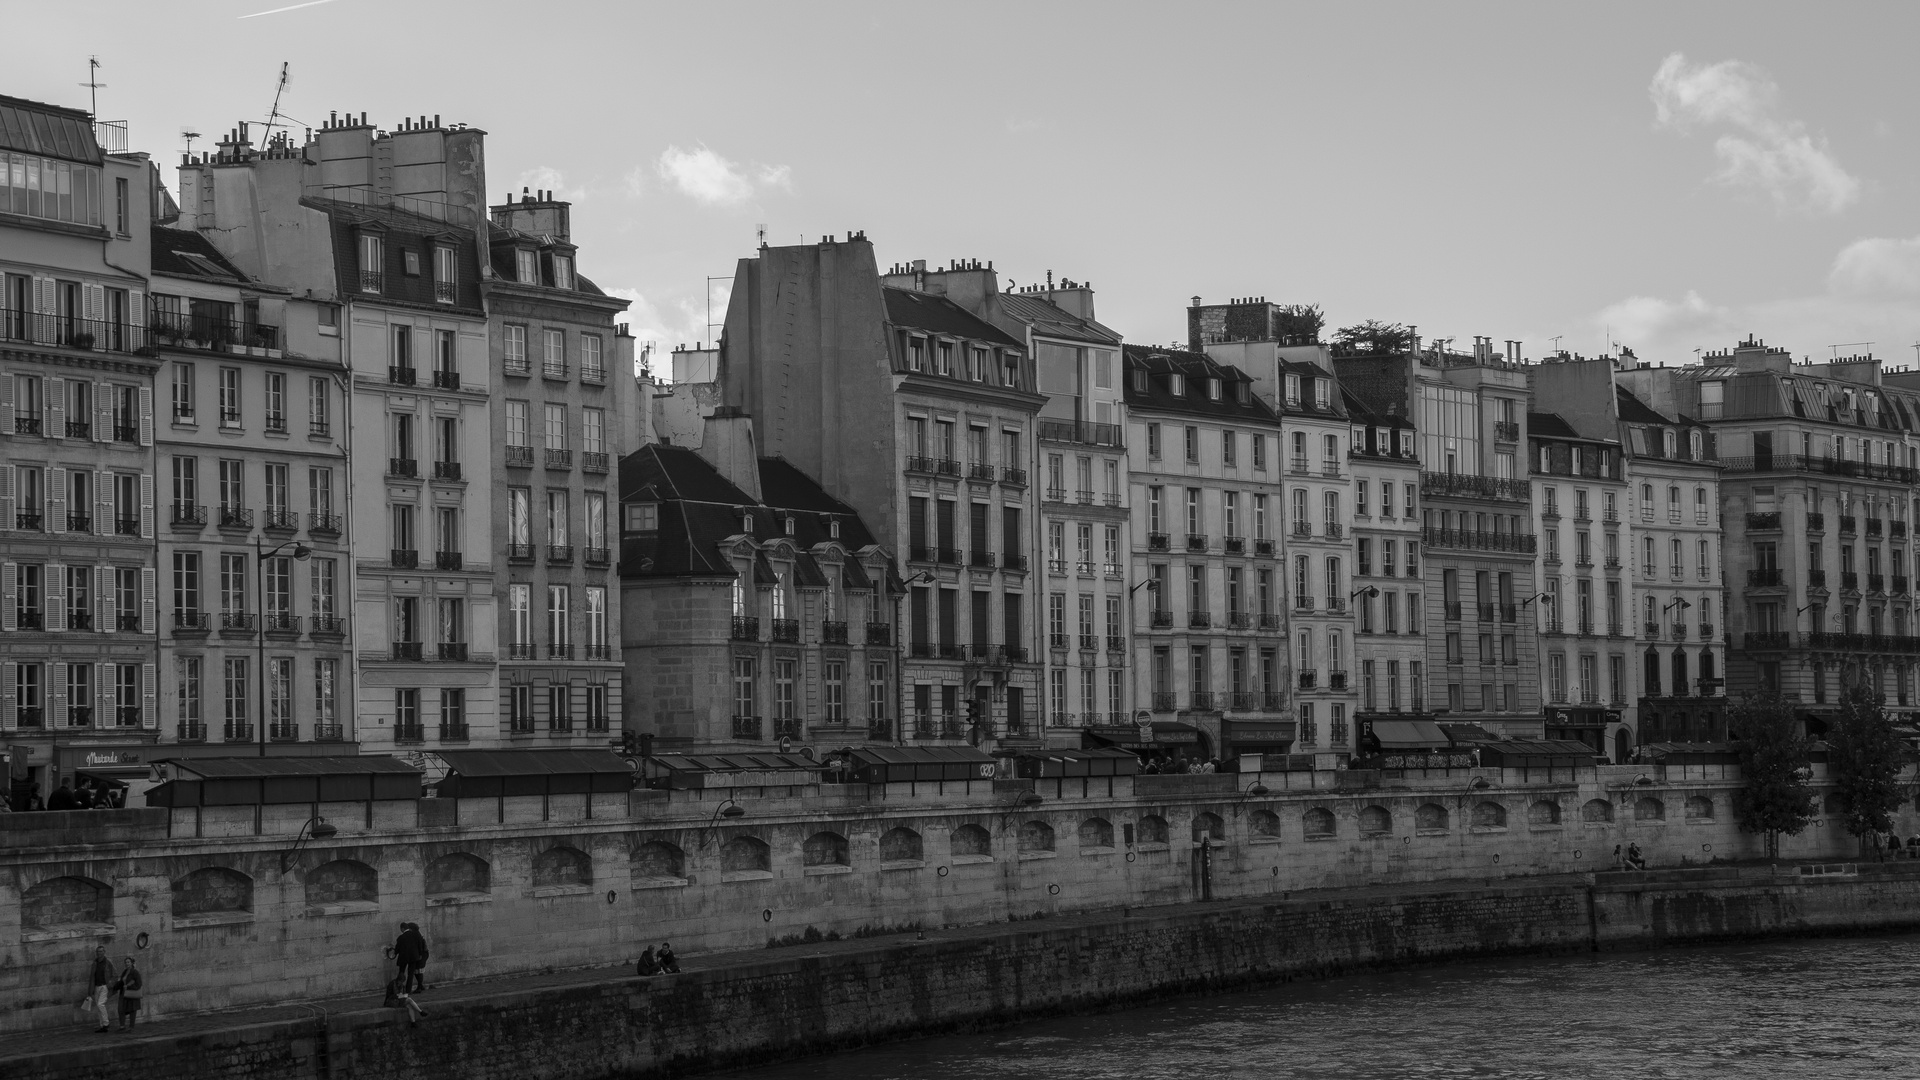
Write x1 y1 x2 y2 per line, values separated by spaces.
783 516 795 536
434 246 457 303
1285 373 1300 406
1663 429 1677 457
1167 372 1185 396
515 249 538 285
1235 382 1250 405
1131 368 1147 393
358 232 384 293
623 502 658 532
552 254 573 290
1314 379 1329 409
1207 378 1222 401
908 336 927 372
1003 351 1022 388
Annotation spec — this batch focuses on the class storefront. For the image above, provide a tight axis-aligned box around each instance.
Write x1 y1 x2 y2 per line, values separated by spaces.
8 738 364 808
1356 717 1472 768
1082 720 1211 760
1222 719 1297 759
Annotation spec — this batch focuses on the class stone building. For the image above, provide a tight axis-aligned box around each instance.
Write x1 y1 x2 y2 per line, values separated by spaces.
1619 339 1920 731
1123 346 1290 761
617 429 897 751
0 96 161 794
176 115 499 751
1342 395 1430 749
1526 411 1633 757
719 238 1044 747
149 222 351 754
1337 339 1544 739
882 264 1133 747
485 189 634 749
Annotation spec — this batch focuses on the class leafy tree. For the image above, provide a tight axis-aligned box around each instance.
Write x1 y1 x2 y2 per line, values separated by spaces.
1825 683 1912 856
1729 692 1815 860
1271 303 1324 343
1330 319 1415 357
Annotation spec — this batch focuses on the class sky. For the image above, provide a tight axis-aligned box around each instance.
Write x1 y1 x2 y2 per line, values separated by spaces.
11 1 1920 369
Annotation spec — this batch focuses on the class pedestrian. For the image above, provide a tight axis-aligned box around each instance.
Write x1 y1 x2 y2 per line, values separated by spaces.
73 784 95 810
82 944 112 1032
636 947 660 977
26 782 45 811
1889 834 1903 861
657 942 680 974
112 957 143 1031
1613 844 1625 870
1626 842 1647 871
47 783 77 811
393 921 429 995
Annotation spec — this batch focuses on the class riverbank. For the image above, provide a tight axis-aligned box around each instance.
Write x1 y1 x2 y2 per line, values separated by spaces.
7 860 1920 1080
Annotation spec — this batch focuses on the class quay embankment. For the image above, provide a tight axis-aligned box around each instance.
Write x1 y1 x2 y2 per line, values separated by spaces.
7 861 1920 1080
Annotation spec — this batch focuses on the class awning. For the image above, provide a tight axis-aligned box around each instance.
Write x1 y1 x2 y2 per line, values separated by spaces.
1368 719 1450 750
75 766 151 783
1083 721 1205 751
146 755 423 807
1224 720 1296 750
1472 739 1605 769
436 749 635 797
846 746 996 784
1014 747 1140 779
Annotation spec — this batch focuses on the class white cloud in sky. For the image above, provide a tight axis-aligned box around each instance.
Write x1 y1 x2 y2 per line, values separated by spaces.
606 284 732 375
1649 52 1860 215
655 145 791 206
1594 234 1920 363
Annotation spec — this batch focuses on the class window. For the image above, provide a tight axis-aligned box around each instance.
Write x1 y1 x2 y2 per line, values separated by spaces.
506 400 529 449
1184 426 1198 463
1146 423 1160 459
547 490 569 547
359 233 383 291
868 662 888 722
1254 494 1268 539
547 585 571 649
516 249 538 284
1222 430 1236 467
311 557 336 621
586 586 607 649
505 324 527 370
1252 433 1265 470
218 367 241 426
171 551 201 616
219 553 246 615
544 329 565 370
177 656 202 725
172 363 195 420
224 657 249 726
545 403 567 450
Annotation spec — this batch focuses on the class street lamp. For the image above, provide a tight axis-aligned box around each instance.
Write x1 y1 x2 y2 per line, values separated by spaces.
280 815 338 873
895 571 938 746
256 539 311 758
696 798 747 847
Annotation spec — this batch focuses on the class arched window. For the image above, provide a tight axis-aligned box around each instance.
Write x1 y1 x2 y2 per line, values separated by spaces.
803 831 850 867
1291 431 1306 462
1635 797 1666 821
1473 802 1508 829
173 867 256 916
24 876 112 931
424 854 489 898
1291 488 1308 525
1640 484 1653 515
532 845 592 887
1294 554 1309 597
1137 815 1170 846
721 835 772 874
1303 807 1336 839
880 827 923 863
1686 796 1714 820
1018 820 1055 853
1078 817 1115 850
950 823 993 858
1358 806 1391 835
1529 800 1562 826
1297 630 1313 673
1416 803 1449 832
632 842 687 884
1248 810 1281 842
1192 812 1225 844
1323 490 1339 525
1582 799 1614 823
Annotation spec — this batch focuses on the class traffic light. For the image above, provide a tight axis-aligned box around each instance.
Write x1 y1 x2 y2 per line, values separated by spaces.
967 697 984 728
619 729 639 757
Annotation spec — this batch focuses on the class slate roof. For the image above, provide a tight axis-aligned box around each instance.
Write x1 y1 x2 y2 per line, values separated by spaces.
0 95 101 164
1342 388 1413 431
1123 345 1279 423
302 197 485 313
618 444 884 585
150 226 251 283
1527 411 1581 439
995 292 1122 346
485 235 611 297
883 287 1023 347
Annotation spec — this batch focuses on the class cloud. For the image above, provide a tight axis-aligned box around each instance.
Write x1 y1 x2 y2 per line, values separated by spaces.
1592 235 1920 363
513 166 588 202
605 285 731 375
1649 52 1860 215
655 145 791 206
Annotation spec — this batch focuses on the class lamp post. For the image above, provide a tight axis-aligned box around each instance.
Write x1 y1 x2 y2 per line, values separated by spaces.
696 798 747 848
896 571 936 745
256 539 311 758
1128 578 1159 720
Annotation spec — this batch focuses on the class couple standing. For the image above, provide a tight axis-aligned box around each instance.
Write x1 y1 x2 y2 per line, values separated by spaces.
82 945 143 1032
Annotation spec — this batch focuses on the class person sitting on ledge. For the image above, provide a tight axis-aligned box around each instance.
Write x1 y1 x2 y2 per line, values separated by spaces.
1625 842 1648 871
637 948 661 977
657 942 680 974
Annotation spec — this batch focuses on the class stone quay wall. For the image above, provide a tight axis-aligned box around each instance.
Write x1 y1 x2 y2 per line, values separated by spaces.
0 764 1898 1039
10 866 1920 1080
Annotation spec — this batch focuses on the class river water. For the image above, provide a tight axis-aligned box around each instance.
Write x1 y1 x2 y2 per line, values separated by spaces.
712 933 1920 1079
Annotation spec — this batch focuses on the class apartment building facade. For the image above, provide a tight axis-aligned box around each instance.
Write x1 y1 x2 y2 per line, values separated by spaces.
1344 399 1429 751
0 96 161 793
151 224 352 754
486 190 634 748
721 239 1044 748
1123 346 1290 761
1620 340 1919 731
617 435 897 751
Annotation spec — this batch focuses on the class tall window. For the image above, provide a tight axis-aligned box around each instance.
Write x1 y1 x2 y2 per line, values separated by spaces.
172 362 195 420
219 553 246 615
868 662 888 721
548 585 570 647
177 656 202 725
586 586 607 649
586 492 607 550
223 657 249 726
583 408 604 456
218 459 244 509
219 367 241 426
734 657 756 717
171 456 197 509
264 463 288 516
311 558 336 619
547 490 569 546
264 372 285 430
508 487 530 546
264 556 290 615
545 403 567 451
172 551 201 615
268 657 292 732
309 467 333 520
507 401 529 447
581 334 603 377
509 584 531 647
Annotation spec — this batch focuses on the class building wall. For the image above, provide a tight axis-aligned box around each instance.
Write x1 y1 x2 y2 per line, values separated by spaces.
1350 453 1425 721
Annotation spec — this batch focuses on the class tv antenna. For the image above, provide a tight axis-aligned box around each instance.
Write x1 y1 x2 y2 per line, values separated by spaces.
1827 341 1873 359
80 56 105 118
261 62 291 146
181 129 202 156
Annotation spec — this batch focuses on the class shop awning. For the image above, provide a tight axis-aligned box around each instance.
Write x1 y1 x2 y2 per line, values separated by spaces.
436 749 636 797
1472 739 1604 769
846 746 996 784
1369 719 1451 749
1224 720 1297 750
147 755 423 807
1083 721 1205 751
75 765 151 783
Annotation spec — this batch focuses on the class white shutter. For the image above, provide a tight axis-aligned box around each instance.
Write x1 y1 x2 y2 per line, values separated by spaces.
49 662 68 727
33 278 53 343
101 664 117 727
138 386 153 446
94 382 111 444
45 563 64 632
96 470 111 533
140 567 156 635
128 289 144 330
139 473 154 538
0 563 14 633
47 468 65 535
0 464 12 526
95 565 111 634
0 375 13 435
46 377 64 439
86 285 103 327
0 661 15 731
142 662 157 729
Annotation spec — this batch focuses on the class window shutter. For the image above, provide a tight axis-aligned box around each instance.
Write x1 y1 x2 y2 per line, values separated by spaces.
49 662 68 727
47 467 65 534
0 562 14 633
86 284 103 327
140 567 156 635
46 377 64 438
96 565 111 633
139 473 154 538
0 661 14 730
101 664 117 727
128 289 144 330
46 563 64 632
138 386 153 446
94 382 111 444
96 470 111 532
142 662 158 729
0 464 10 524
0 374 13 434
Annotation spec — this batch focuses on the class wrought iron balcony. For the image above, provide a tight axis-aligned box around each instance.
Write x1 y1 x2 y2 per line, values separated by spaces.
431 368 461 390
66 512 92 533
822 620 849 644
432 461 463 481
584 644 613 661
1152 691 1178 712
391 549 419 569
547 643 574 660
435 551 464 570
262 613 300 635
731 616 760 641
1746 511 1781 530
1186 534 1208 552
388 365 416 386
311 615 343 635
505 445 534 467
1747 568 1783 587
547 544 574 564
438 642 469 662
388 457 418 478
1298 670 1318 690
1255 539 1275 556
732 715 763 740
584 546 610 566
261 509 298 532
1151 610 1173 627
309 512 341 536
391 642 424 661
865 622 892 645
1000 465 1027 486
507 543 533 562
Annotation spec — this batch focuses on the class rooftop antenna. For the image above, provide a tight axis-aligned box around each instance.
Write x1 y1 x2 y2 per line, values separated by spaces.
181 128 202 156
80 56 105 118
1549 335 1564 354
260 62 291 146
1827 341 1873 359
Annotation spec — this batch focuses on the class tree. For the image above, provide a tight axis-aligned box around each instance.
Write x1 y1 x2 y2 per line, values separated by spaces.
1271 303 1324 344
1330 319 1415 357
1729 692 1815 860
1825 683 1912 856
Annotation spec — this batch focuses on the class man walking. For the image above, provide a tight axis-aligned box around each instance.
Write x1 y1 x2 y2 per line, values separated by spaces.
394 922 429 994
84 945 112 1032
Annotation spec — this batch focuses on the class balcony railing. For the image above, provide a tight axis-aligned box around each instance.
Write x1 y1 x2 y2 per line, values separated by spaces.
1037 418 1123 447
507 543 533 562
1324 522 1344 540
391 642 424 661
173 610 210 632
1148 533 1170 552
547 545 574 565
219 612 254 632
394 725 426 745
731 616 760 641
1255 539 1274 556
866 622 892 646
546 448 572 470
1745 631 1790 650
771 618 800 643
1298 670 1318 690
1189 691 1216 710
506 644 536 660
432 461 463 481
388 457 418 479
732 715 763 739
1841 572 1859 591
1329 670 1348 691
822 620 849 644
438 642 469 662
584 546 610 566
1494 420 1519 442
1260 613 1281 630
216 505 252 529
1000 466 1028 486
1841 515 1858 534
391 549 419 569
309 512 341 536
1809 570 1828 589
2 309 153 354
438 722 470 742
223 721 254 742
584 644 613 661
505 445 534 467
1746 511 1782 530
311 615 343 635
435 551 464 570
1421 526 1536 554
543 359 569 380
1152 691 1178 712
1419 471 1529 502
1003 553 1028 571
262 613 299 635
548 643 574 660
1870 574 1887 593
583 451 609 474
